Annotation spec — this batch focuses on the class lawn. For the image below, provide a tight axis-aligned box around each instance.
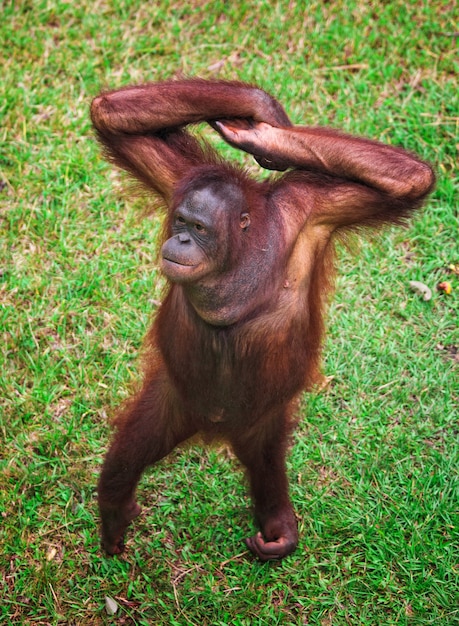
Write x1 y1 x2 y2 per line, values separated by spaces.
1 1 457 624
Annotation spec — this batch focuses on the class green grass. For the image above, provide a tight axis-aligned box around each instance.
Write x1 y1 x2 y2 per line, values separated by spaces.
1 1 458 624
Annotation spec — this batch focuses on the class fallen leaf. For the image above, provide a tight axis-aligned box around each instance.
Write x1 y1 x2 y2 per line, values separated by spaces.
409 280 432 301
105 596 118 616
46 547 57 561
437 281 452 294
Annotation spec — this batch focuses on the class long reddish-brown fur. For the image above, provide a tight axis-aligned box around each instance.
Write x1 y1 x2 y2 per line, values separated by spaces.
90 78 434 560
